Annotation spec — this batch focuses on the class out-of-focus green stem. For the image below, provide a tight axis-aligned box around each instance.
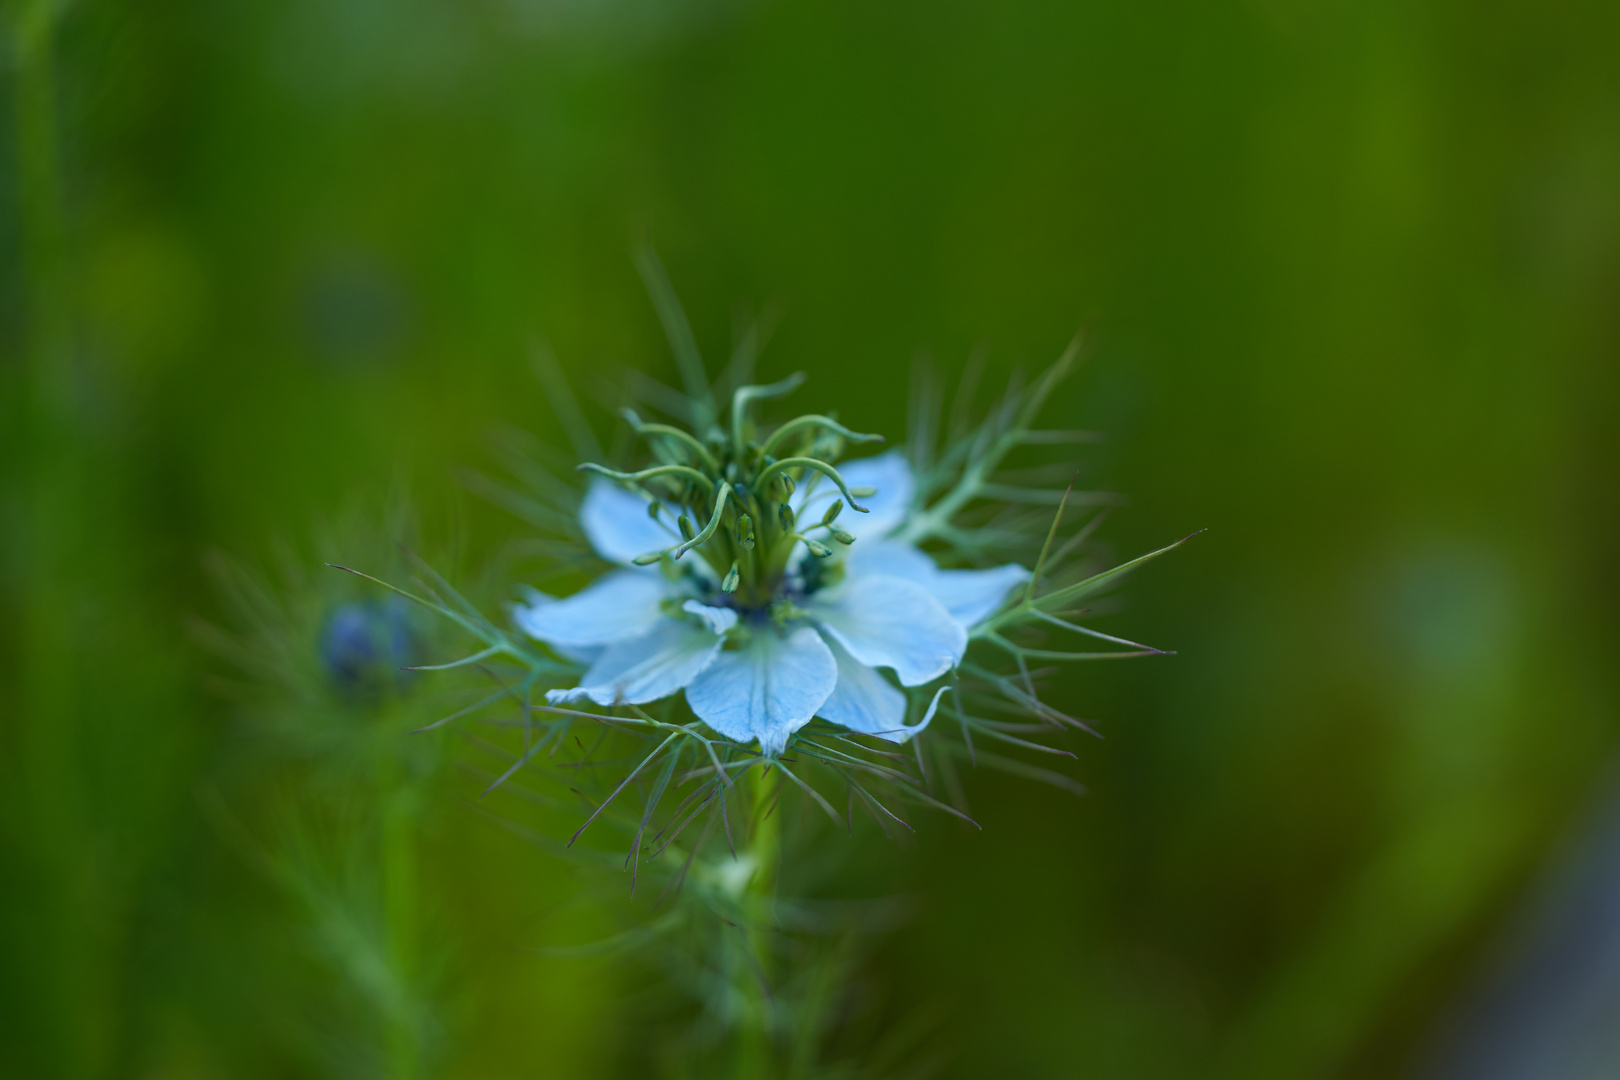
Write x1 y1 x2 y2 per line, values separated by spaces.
9 1 105 1075
734 767 781 1078
379 729 422 1080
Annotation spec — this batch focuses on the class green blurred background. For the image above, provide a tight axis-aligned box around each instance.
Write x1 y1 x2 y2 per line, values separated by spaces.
4 0 1619 1075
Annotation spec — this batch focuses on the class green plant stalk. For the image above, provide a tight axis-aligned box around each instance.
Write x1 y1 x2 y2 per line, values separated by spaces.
379 718 422 1080
735 767 782 1078
9 3 109 1074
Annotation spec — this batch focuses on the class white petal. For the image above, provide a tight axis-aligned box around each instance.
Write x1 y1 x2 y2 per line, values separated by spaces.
815 636 907 738
509 589 603 664
848 541 1029 628
806 575 966 686
514 570 666 649
845 540 935 582
900 685 952 743
792 450 913 542
682 599 738 635
580 478 679 565
686 626 836 755
546 618 723 707
929 564 1030 626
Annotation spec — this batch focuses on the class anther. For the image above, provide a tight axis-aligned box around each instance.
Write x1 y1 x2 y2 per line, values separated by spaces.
798 536 833 558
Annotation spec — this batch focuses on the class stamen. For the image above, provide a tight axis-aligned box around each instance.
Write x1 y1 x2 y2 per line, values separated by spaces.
795 535 833 558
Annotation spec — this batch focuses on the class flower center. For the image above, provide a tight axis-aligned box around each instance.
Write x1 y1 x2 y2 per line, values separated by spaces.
582 378 882 608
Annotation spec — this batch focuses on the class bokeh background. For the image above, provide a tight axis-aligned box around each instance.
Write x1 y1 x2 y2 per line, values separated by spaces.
4 0 1619 1076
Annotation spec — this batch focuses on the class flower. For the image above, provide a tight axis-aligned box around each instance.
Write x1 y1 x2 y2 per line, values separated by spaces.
515 447 1030 756
320 597 415 695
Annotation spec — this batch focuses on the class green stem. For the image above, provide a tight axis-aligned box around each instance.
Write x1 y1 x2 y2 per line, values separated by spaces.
378 726 421 1080
12 4 103 1074
735 767 781 1078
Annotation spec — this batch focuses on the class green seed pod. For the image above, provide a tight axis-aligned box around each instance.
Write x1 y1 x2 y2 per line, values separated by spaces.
821 499 843 526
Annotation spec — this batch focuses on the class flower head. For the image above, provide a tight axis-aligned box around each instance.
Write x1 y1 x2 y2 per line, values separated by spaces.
320 597 415 695
516 388 1031 756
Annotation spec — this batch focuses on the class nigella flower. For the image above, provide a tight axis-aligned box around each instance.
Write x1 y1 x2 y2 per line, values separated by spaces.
514 395 1030 756
320 597 415 696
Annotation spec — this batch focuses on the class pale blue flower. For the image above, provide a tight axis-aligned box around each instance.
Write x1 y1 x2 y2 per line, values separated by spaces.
515 452 1029 756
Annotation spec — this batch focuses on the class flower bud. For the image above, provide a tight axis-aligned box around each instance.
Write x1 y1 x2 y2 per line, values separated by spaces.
778 504 794 531
736 513 755 550
829 526 855 545
722 561 740 593
678 514 695 542
821 499 843 526
802 537 832 558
